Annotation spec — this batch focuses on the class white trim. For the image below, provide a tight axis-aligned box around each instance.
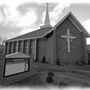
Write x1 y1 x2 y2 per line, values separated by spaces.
34 39 37 60
16 41 19 52
8 42 10 54
6 36 43 42
68 17 82 32
21 40 24 53
11 41 14 53
24 40 29 54
4 42 7 55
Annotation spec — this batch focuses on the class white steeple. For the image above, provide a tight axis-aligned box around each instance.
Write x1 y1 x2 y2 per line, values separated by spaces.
40 3 52 28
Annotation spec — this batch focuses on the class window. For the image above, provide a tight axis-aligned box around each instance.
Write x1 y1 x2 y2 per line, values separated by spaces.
18 41 23 52
30 40 34 55
9 42 12 54
13 42 17 52
18 41 24 53
11 42 14 53
30 39 36 60
24 40 29 54
6 42 9 54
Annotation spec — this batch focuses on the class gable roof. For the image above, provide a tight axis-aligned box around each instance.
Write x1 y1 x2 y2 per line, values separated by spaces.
6 11 89 42
43 11 89 37
6 27 52 42
5 52 30 58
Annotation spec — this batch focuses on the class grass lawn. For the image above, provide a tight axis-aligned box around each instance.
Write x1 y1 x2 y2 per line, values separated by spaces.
7 63 90 87
74 65 90 71
9 73 44 87
9 70 90 87
32 62 90 71
40 71 90 87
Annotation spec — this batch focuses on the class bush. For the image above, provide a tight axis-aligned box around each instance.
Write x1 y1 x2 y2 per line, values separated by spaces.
75 60 86 66
46 76 54 83
80 60 86 65
48 71 54 77
46 71 54 83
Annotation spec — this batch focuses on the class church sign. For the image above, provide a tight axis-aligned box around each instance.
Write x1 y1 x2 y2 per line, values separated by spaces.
4 52 30 77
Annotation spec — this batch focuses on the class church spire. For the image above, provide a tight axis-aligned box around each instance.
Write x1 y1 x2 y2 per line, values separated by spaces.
44 3 51 26
40 3 52 28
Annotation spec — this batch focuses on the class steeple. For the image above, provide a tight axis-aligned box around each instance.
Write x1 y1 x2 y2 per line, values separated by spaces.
40 3 52 28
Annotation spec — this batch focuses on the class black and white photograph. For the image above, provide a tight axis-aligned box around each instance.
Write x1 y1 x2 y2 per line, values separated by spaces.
0 0 90 90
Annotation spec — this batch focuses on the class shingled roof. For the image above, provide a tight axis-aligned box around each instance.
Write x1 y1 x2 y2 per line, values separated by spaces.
6 27 52 42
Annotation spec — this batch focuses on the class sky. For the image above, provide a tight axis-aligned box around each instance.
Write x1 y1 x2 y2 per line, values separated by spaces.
0 0 90 44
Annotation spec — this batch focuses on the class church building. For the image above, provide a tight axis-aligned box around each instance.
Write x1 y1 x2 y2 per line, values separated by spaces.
5 4 89 65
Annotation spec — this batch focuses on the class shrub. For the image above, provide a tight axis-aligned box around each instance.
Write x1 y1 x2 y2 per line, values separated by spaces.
46 76 54 83
46 71 54 83
48 71 54 77
75 60 86 66
80 60 86 65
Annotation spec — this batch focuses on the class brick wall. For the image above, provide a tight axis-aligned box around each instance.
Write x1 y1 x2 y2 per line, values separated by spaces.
38 34 54 64
46 34 54 64
38 38 47 63
56 17 86 65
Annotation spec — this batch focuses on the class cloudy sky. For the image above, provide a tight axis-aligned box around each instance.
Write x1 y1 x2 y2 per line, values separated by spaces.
0 0 90 44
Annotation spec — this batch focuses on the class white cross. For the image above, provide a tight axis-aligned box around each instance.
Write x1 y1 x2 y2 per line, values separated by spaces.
61 29 76 53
